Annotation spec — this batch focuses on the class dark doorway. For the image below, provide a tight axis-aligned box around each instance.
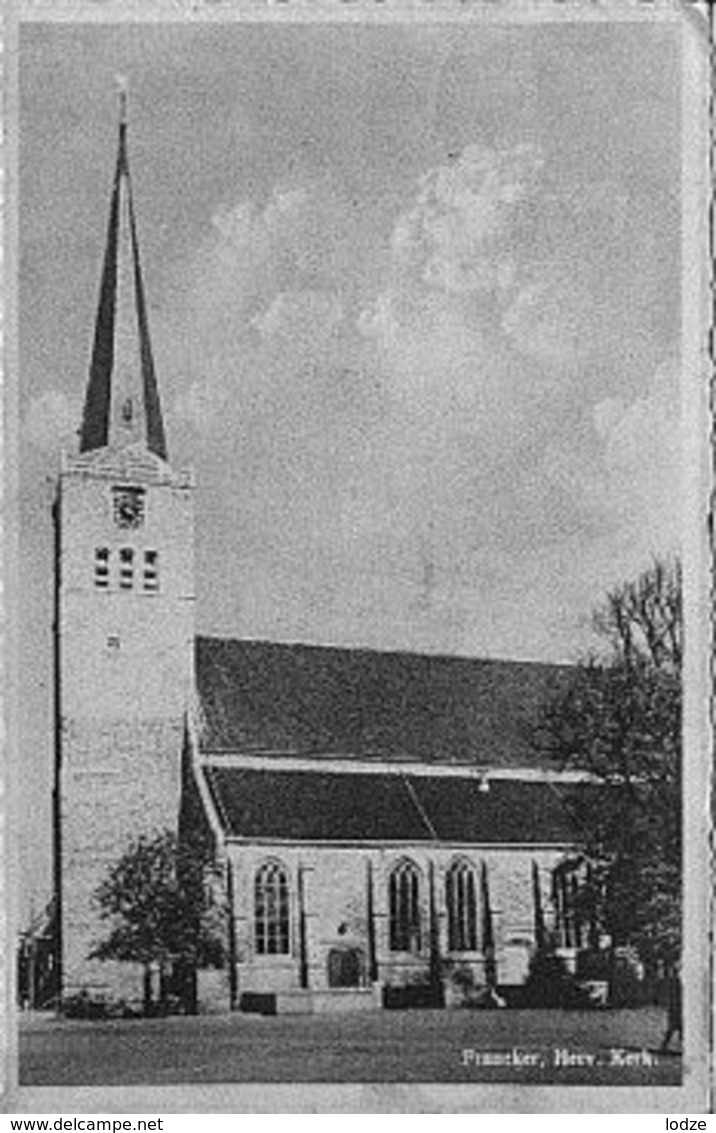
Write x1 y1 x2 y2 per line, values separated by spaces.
327 947 364 988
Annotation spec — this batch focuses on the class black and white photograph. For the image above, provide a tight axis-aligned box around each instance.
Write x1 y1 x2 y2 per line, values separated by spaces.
6 0 711 1113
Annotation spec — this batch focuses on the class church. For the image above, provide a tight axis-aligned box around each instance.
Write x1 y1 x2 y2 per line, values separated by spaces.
53 100 588 1015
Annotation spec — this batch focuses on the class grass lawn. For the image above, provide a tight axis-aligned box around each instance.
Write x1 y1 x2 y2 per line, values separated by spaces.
19 1005 681 1087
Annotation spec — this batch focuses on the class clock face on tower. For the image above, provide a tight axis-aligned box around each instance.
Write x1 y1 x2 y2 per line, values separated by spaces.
112 486 145 529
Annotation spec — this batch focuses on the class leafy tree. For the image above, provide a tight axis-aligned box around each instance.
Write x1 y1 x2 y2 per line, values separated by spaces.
90 829 225 1015
534 558 681 974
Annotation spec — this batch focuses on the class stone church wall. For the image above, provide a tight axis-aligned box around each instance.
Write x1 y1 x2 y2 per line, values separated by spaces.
226 841 567 1007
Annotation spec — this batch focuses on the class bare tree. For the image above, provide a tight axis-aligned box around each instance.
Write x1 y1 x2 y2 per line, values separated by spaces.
591 556 682 673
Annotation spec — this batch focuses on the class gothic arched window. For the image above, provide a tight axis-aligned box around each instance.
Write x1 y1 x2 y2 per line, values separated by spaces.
389 859 422 953
446 859 478 952
254 860 290 955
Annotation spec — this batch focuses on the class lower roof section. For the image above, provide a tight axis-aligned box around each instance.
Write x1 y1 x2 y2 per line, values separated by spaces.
202 765 577 845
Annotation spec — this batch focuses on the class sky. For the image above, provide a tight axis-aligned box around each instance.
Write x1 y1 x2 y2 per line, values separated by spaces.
18 18 682 913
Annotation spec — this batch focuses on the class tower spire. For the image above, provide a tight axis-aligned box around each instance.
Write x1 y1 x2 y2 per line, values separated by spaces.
80 85 168 461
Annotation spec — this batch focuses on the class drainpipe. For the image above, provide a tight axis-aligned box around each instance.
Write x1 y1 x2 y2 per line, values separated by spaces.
366 858 378 983
481 861 497 989
226 859 238 1010
428 860 444 1007
297 864 309 990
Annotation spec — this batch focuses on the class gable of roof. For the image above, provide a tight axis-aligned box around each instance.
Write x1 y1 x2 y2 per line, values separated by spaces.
202 766 577 845
195 637 569 769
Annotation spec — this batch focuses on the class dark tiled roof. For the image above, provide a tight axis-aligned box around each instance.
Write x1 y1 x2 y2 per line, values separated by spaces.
195 637 568 768
203 766 576 845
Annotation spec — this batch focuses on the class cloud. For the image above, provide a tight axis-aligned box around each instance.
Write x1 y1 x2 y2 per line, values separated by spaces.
359 287 490 408
187 195 286 327
373 142 665 381
500 274 596 367
165 173 377 436
164 143 679 665
390 142 543 296
180 183 343 338
167 182 353 435
502 179 666 373
360 141 671 436
187 150 677 625
23 390 79 453
252 290 343 347
173 287 347 437
516 360 681 561
358 143 580 456
594 360 680 543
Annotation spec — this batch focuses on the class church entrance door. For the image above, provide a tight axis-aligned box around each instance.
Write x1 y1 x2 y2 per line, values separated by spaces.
327 947 364 988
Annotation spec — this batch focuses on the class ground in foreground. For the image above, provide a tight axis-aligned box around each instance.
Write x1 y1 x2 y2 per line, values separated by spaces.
19 1005 681 1087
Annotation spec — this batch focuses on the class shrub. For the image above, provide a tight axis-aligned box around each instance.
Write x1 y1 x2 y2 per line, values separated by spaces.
522 950 594 1009
61 991 110 1020
61 991 143 1020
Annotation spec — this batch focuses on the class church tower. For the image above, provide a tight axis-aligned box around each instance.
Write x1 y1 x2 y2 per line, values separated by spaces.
54 91 195 1002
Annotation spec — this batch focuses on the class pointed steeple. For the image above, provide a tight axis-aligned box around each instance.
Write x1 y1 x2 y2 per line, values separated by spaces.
80 85 167 461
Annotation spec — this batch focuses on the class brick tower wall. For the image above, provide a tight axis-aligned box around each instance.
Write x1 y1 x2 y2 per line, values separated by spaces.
57 456 194 1004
